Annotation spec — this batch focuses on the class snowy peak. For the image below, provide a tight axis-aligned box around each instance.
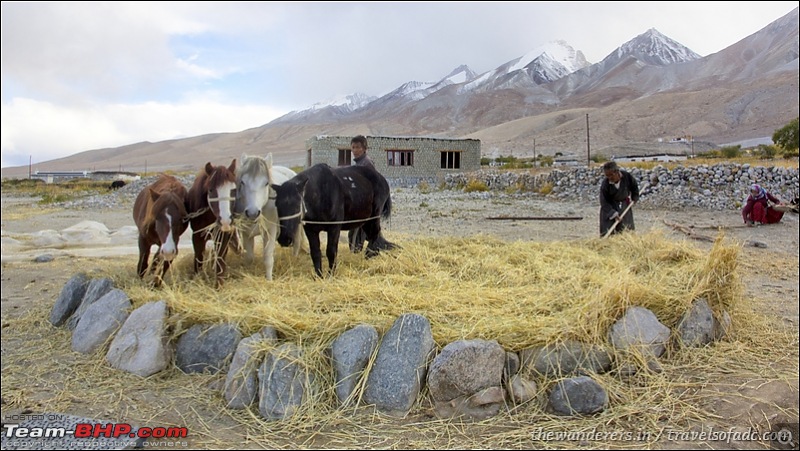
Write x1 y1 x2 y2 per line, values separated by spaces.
381 80 438 102
271 92 376 123
439 64 479 85
378 65 479 102
461 40 590 92
515 40 589 74
308 92 376 112
615 28 701 65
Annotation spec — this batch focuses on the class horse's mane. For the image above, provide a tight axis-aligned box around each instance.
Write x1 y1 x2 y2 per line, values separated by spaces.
204 164 236 190
239 154 296 185
271 165 297 185
140 175 188 227
239 155 271 182
188 162 236 210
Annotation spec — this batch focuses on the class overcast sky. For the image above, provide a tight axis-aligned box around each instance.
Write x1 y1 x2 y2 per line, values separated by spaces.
2 1 797 169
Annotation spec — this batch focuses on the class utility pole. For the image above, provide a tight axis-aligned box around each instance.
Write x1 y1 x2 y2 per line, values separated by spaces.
144 160 147 178
533 138 536 167
28 155 32 179
586 113 591 166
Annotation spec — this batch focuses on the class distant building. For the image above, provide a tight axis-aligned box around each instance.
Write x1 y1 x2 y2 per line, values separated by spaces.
306 135 481 185
554 157 581 167
31 170 140 184
612 154 688 163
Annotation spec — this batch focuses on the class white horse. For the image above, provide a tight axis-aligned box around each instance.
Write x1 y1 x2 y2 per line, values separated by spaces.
234 153 299 280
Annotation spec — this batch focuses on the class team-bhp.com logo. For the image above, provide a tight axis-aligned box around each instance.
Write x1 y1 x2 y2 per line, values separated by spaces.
4 422 188 439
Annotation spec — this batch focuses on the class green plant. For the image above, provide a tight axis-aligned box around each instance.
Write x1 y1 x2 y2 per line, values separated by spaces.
539 181 554 195
464 179 489 192
773 117 799 152
754 144 778 159
720 145 742 159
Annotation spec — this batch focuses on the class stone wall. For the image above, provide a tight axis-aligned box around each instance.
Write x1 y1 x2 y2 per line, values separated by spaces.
307 135 481 186
444 163 800 211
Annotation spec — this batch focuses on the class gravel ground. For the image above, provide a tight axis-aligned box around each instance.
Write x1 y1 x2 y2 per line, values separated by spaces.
1 183 797 450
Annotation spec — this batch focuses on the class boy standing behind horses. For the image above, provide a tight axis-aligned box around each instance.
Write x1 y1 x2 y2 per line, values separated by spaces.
351 135 375 170
350 135 375 252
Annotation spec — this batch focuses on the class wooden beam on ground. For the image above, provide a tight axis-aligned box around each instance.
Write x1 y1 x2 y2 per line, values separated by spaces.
662 219 767 248
486 216 583 221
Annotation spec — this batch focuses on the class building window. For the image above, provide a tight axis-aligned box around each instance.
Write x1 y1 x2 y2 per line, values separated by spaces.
338 148 352 166
387 149 414 167
441 151 461 169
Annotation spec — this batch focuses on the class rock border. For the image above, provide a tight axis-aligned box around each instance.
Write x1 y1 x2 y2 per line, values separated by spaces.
50 274 732 421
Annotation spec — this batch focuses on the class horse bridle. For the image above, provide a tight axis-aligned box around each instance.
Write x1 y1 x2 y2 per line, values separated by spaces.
207 194 236 203
278 200 305 222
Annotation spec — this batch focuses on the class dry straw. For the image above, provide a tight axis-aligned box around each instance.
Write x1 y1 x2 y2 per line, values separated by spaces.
3 230 797 448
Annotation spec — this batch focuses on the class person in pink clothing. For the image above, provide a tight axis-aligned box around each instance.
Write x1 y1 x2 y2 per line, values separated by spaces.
742 184 784 226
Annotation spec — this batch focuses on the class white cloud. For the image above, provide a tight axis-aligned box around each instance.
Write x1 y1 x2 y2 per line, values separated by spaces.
1 98 285 168
1 1 797 168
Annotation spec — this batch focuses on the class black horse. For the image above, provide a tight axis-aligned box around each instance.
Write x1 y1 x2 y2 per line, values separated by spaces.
272 164 396 277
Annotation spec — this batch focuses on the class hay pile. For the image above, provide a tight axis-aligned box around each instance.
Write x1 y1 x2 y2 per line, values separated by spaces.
121 229 741 350
3 230 797 449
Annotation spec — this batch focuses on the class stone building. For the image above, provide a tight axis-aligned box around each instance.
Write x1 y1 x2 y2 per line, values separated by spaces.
31 170 140 184
306 135 481 185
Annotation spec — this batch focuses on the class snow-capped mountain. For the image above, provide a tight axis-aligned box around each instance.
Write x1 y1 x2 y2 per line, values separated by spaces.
376 65 479 103
273 92 377 123
547 28 704 98
11 7 797 176
460 40 590 93
277 41 590 124
427 64 479 91
612 28 701 66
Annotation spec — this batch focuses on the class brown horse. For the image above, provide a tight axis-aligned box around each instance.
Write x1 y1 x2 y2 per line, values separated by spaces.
186 159 237 285
132 174 189 284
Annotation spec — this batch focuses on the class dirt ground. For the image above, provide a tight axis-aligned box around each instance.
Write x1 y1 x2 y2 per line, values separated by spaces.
1 188 798 449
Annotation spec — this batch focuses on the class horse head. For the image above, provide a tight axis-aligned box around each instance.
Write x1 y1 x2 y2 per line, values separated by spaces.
204 159 237 232
236 153 276 220
149 187 188 262
273 176 308 248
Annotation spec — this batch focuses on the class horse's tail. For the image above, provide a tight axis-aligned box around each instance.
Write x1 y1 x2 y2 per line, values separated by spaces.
382 194 392 220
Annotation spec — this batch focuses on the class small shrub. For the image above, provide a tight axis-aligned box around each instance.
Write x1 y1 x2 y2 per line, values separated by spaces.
539 182 554 195
464 179 489 193
754 144 778 159
720 145 742 159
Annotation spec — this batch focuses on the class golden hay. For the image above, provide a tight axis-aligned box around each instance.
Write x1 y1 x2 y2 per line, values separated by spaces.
3 230 796 448
119 229 741 351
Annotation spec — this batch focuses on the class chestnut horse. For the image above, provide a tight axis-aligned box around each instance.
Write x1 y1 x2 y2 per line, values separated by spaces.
186 159 237 285
132 174 189 285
